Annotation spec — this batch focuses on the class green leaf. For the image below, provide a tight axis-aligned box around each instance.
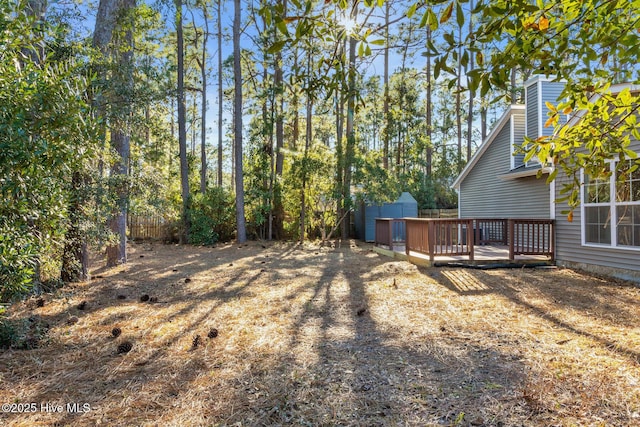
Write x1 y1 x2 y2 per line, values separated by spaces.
407 3 417 18
428 8 438 30
461 50 469 68
443 32 455 46
456 1 464 28
276 20 288 36
267 40 287 54
419 10 429 28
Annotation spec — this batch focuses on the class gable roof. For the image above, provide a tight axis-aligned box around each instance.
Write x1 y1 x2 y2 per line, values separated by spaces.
563 82 640 128
452 105 525 190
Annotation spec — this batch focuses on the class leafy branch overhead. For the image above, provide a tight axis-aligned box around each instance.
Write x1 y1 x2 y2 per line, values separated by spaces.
266 0 639 213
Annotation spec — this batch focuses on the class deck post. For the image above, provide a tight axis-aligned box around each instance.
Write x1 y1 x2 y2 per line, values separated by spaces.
427 220 435 263
405 220 410 257
468 219 474 261
503 219 508 245
508 219 515 260
550 220 555 261
474 219 480 246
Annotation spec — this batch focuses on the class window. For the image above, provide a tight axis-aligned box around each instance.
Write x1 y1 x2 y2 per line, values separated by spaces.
616 161 640 247
583 160 640 249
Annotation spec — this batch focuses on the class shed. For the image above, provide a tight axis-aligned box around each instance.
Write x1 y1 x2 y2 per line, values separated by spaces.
354 192 418 242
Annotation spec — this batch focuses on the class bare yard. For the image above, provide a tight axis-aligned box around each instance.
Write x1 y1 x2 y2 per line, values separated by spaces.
1 241 639 426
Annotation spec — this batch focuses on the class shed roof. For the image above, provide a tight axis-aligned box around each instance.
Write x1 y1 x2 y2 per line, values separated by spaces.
395 192 417 204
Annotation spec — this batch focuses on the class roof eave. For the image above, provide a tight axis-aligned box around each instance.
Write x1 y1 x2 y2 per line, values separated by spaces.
452 105 525 190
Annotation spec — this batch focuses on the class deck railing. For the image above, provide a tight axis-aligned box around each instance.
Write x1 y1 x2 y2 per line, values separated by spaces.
509 219 555 260
374 218 406 248
473 218 509 245
405 218 475 262
377 217 555 263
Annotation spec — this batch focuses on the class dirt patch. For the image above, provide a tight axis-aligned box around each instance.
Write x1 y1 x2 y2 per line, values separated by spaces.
1 241 639 426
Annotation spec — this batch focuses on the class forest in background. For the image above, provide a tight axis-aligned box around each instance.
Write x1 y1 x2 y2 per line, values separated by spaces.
1 0 638 298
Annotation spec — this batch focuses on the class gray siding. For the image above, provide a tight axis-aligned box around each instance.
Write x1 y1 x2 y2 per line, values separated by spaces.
512 113 526 168
526 84 539 139
460 111 550 218
541 81 566 136
555 139 640 273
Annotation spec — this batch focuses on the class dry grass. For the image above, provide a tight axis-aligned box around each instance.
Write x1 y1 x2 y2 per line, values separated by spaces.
1 240 639 426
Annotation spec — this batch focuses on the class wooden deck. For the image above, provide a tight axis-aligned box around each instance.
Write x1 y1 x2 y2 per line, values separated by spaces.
374 243 553 268
374 217 555 268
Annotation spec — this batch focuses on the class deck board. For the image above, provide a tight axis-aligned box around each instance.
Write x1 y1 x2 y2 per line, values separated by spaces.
377 244 553 267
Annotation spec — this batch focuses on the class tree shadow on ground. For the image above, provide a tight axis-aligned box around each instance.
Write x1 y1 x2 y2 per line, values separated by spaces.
429 266 640 365
2 242 638 426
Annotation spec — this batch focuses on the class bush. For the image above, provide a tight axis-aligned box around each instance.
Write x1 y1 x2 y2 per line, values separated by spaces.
0 223 38 302
0 316 18 349
0 314 49 350
189 187 236 245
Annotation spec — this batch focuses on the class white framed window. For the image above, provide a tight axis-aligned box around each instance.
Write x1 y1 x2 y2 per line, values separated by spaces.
582 160 640 250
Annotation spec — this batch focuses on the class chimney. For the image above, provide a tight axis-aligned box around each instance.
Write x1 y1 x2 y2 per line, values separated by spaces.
523 75 566 140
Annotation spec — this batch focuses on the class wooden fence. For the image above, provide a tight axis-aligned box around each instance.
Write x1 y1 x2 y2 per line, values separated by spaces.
419 209 458 218
127 215 169 240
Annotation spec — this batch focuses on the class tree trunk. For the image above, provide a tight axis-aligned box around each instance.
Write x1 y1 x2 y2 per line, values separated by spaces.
217 0 223 187
199 5 209 195
272 0 286 240
426 24 433 177
466 0 474 163
342 15 357 240
481 102 487 141
292 50 299 151
300 51 312 243
93 0 134 267
233 0 246 243
335 90 344 241
383 0 389 170
176 0 190 243
456 24 462 173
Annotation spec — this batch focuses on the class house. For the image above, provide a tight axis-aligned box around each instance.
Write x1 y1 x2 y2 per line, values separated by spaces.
453 75 640 281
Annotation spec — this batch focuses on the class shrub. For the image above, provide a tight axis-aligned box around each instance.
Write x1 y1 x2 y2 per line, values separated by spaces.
0 223 38 302
189 187 236 245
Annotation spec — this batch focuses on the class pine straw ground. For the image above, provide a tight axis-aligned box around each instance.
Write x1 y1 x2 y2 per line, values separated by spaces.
1 241 640 427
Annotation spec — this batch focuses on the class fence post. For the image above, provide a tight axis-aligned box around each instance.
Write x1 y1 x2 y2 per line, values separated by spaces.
388 219 393 248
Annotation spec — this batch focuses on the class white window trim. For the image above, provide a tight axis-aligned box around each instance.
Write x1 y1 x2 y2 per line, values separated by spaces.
581 162 640 252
